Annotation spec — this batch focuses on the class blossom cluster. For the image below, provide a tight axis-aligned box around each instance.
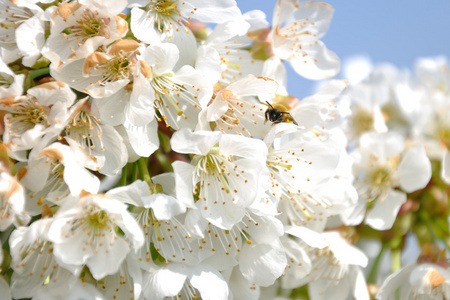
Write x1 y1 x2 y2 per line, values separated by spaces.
0 0 449 299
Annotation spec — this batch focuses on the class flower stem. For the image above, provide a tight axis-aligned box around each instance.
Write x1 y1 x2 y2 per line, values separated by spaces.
118 164 128 186
391 247 401 273
367 242 388 284
29 67 50 80
138 157 153 186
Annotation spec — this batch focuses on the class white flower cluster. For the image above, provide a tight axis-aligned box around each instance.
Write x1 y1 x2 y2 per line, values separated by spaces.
0 0 449 299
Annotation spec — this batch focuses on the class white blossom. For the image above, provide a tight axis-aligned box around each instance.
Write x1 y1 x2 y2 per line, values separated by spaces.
171 128 270 230
377 263 450 300
47 188 144 280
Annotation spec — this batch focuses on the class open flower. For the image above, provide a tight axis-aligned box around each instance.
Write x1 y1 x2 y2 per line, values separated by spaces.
42 0 128 66
262 0 340 81
129 0 241 67
109 179 198 266
1 81 76 161
0 0 45 66
0 163 29 230
285 228 369 300
344 132 432 230
142 262 229 300
0 57 24 98
47 188 144 280
171 128 270 230
377 262 450 300
196 75 278 138
264 126 341 229
20 139 101 215
9 218 76 299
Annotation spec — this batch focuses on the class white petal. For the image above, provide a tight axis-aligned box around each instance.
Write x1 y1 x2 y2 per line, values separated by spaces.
86 236 129 280
288 40 340 80
373 106 388 132
441 150 450 184
228 75 278 99
91 92 127 126
171 129 221 155
0 276 12 300
376 264 416 300
398 146 431 193
124 119 159 157
323 232 368 267
142 42 179 75
228 267 260 300
205 94 229 121
359 132 405 161
352 266 370 300
143 266 187 299
189 264 229 300
96 125 128 176
284 226 328 249
32 279 105 300
106 180 149 207
27 81 76 107
340 197 366 226
243 215 283 244
15 17 45 67
20 157 50 192
130 7 160 44
172 161 196 209
309 278 350 300
292 1 335 36
79 0 127 15
239 238 286 287
142 193 185 220
205 16 250 46
281 236 311 289
184 203 208 238
195 45 221 85
365 190 407 230
219 133 268 160
293 80 347 123
49 217 93 265
262 57 288 95
165 29 197 70
152 173 176 198
200 178 246 229
188 0 241 23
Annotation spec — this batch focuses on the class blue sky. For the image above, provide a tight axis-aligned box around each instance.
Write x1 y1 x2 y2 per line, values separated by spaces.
236 0 450 98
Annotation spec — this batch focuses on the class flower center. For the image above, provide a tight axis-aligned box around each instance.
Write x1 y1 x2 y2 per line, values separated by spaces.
106 54 132 80
154 0 179 15
65 108 104 154
192 148 234 196
368 166 392 188
86 208 111 230
5 97 50 137
148 0 181 33
364 164 396 201
63 8 110 42
0 5 34 48
151 73 201 129
350 106 374 136
434 112 450 150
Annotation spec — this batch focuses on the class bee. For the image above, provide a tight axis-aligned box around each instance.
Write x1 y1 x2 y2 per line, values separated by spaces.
264 101 298 125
